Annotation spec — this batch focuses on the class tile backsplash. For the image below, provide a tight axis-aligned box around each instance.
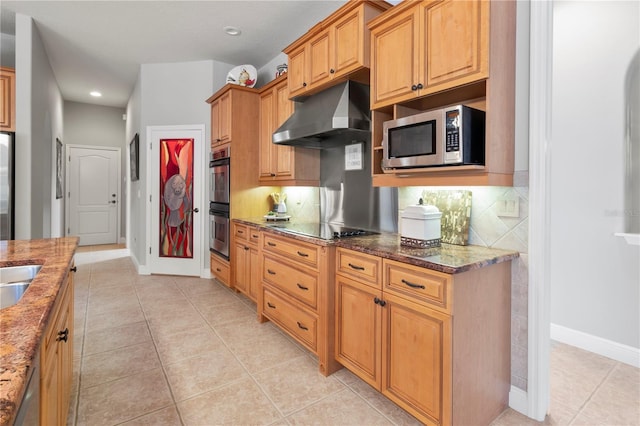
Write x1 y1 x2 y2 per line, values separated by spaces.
399 184 530 392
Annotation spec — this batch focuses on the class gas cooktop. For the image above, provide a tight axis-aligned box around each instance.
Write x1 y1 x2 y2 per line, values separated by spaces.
266 222 378 240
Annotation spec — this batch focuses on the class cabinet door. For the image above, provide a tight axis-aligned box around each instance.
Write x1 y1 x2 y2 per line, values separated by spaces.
423 0 489 91
274 82 294 178
258 90 275 179
234 242 249 295
381 292 451 426
210 98 222 144
335 275 382 389
41 346 60 426
0 68 15 131
287 46 308 98
370 7 419 109
219 91 232 142
333 8 363 77
249 245 260 301
309 31 331 87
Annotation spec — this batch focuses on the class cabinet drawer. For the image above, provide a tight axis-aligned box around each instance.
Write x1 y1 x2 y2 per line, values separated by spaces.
263 233 319 268
263 255 318 309
383 259 451 313
234 223 248 241
263 288 317 352
210 253 230 286
249 227 260 244
336 248 382 289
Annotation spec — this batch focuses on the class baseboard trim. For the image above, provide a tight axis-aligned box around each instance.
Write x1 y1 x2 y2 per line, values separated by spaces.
508 386 529 417
201 268 212 279
550 323 640 368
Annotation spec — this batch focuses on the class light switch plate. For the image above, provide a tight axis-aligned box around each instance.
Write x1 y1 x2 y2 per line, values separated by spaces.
345 143 363 171
496 196 520 218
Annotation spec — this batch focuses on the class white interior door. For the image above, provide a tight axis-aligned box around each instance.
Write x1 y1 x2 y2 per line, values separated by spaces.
147 125 204 277
67 145 120 245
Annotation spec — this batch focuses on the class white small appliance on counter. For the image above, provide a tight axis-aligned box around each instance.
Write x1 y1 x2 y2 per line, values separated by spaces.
400 201 442 248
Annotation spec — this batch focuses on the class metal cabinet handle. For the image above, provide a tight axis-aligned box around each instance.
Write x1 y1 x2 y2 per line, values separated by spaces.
267 302 276 309
411 84 417 91
348 263 365 271
267 242 276 247
56 328 69 342
237 230 244 234
296 283 309 291
330 68 335 74
267 269 276 275
297 322 308 331
70 266 77 273
302 82 307 87
401 279 425 289
297 251 309 257
417 83 423 89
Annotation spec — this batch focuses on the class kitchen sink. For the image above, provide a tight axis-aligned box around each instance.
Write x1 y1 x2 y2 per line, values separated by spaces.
0 265 42 309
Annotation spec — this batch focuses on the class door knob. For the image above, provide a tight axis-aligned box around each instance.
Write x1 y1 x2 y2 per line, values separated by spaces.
112 194 116 197
191 208 199 213
110 200 116 204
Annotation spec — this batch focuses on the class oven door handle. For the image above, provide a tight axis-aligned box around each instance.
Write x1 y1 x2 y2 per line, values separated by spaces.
210 157 230 168
209 209 229 218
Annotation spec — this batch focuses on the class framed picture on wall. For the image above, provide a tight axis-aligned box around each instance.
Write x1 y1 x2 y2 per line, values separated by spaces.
130 133 139 181
55 138 63 199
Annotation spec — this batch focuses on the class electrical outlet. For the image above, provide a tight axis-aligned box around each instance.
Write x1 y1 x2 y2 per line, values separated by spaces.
496 197 520 218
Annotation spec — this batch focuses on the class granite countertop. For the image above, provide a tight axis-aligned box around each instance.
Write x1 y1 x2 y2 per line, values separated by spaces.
0 237 79 426
234 218 519 274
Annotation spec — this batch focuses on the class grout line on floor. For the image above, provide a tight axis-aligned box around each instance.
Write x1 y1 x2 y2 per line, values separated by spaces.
566 360 619 426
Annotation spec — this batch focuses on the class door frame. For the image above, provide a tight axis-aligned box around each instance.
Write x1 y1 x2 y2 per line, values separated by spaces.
65 144 122 245
145 124 208 278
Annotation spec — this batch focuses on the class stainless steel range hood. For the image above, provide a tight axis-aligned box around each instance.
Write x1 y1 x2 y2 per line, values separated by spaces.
272 81 371 148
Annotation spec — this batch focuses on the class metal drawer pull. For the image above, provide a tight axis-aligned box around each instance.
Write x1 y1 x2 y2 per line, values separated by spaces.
237 230 244 234
216 268 221 272
267 302 276 309
297 322 308 331
297 251 309 257
267 269 276 275
252 234 259 238
296 283 309 291
267 242 276 247
70 266 77 272
402 279 425 289
348 263 365 271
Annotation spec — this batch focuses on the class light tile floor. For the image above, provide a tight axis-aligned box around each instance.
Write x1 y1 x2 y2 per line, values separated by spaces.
68 254 640 426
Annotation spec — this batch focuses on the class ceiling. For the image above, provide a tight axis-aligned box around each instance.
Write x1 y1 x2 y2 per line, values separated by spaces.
0 1 350 108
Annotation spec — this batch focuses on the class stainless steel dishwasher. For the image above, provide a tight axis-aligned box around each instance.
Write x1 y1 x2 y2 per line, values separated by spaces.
14 355 39 426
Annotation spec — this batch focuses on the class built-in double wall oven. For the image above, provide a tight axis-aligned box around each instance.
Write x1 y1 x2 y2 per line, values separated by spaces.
209 146 230 259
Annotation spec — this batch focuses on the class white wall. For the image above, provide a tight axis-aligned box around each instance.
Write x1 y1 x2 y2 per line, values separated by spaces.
14 14 64 239
127 60 230 269
550 1 640 349
64 101 126 240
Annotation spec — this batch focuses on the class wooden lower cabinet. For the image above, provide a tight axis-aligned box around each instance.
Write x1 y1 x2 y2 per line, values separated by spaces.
210 253 230 287
41 264 75 426
258 231 340 376
232 223 260 301
335 248 511 426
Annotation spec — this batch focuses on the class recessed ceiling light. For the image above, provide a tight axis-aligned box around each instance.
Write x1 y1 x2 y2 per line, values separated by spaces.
90 91 102 97
223 26 241 36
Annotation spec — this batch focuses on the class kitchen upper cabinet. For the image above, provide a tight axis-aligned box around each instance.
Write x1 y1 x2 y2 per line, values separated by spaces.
258 75 320 186
41 264 75 426
370 0 489 109
368 0 516 187
210 90 231 146
0 67 15 132
283 0 391 99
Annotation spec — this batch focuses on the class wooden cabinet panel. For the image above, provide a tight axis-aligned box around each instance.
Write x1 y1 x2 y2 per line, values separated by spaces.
384 259 451 313
210 253 230 287
232 223 259 302
258 75 319 185
262 233 319 268
263 255 318 309
423 0 489 89
335 274 382 388
263 288 318 351
381 291 451 426
248 245 260 301
40 265 74 426
0 67 15 132
370 9 418 108
283 0 390 99
336 247 381 288
210 91 232 146
233 242 249 294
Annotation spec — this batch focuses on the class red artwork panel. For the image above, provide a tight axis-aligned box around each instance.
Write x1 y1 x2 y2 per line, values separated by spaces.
159 138 194 258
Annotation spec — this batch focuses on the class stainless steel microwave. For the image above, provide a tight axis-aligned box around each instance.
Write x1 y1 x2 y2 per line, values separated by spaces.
381 105 486 171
